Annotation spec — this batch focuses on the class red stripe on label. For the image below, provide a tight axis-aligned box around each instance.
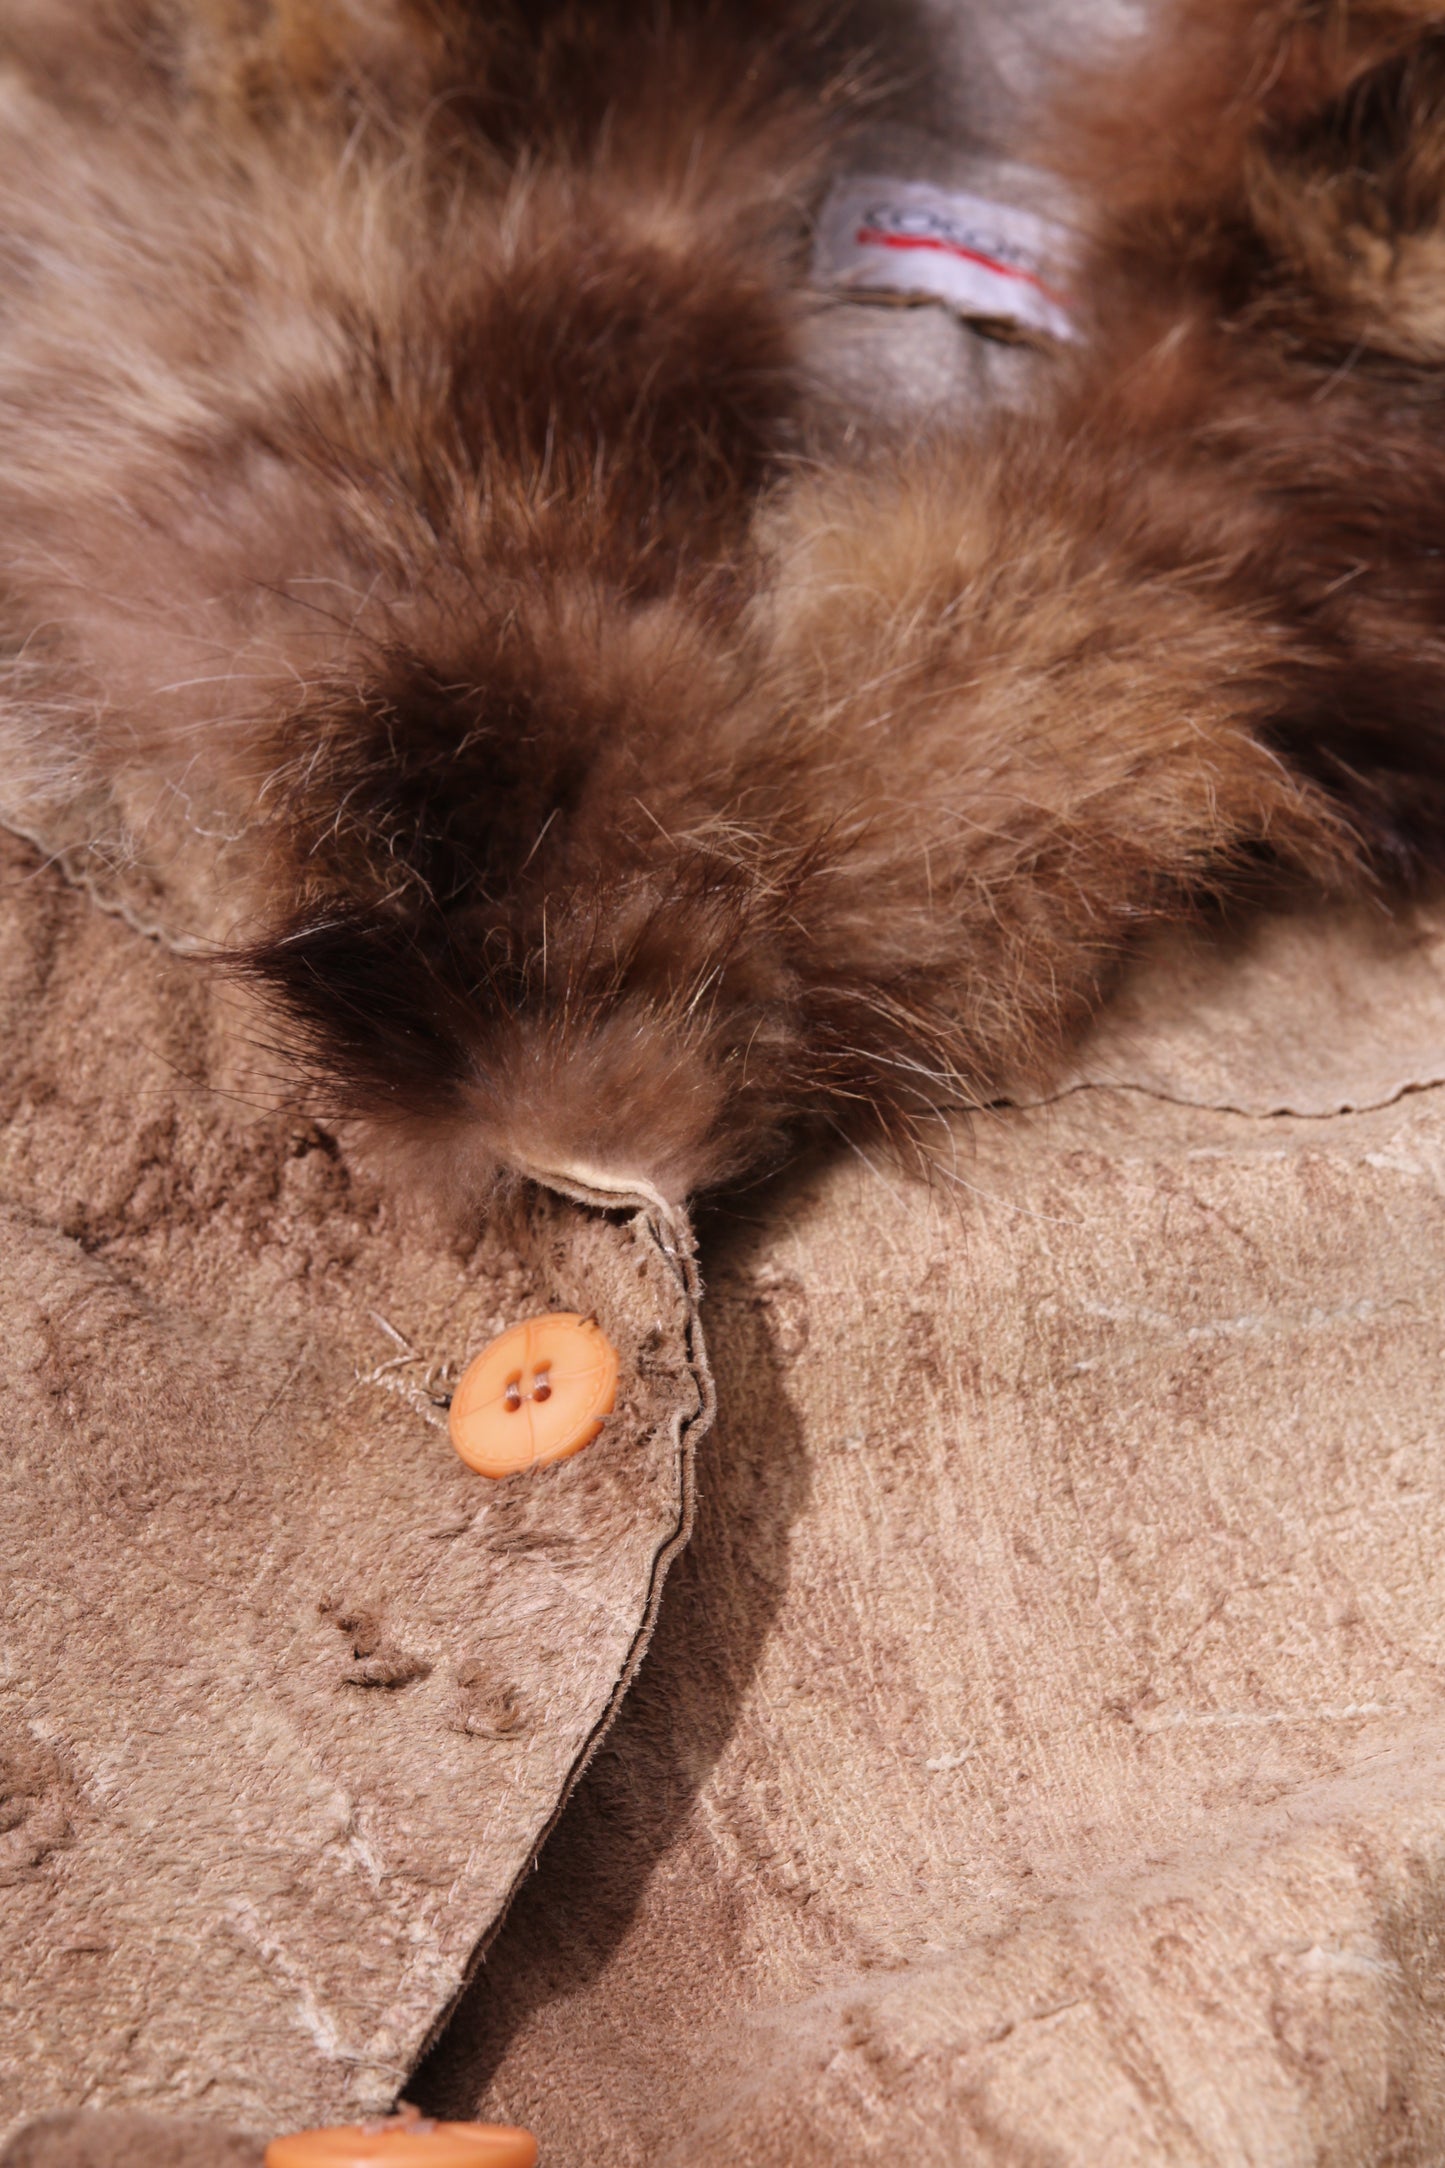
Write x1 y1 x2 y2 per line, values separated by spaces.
853 225 1070 312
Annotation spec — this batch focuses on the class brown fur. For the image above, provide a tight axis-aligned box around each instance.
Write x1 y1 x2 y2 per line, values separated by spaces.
1053 0 1445 860
4 0 1445 1205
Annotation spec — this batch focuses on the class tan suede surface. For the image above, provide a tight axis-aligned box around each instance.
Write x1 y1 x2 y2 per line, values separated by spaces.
14 892 1445 2165
1060 901 1445 1117
0 833 708 2148
415 899 1445 2165
2 2112 263 2167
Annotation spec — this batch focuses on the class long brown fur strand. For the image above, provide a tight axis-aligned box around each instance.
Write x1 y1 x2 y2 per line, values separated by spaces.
5 0 1445 1204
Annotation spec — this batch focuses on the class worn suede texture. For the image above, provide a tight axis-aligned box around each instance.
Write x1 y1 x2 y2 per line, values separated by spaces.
2 2112 263 2167
415 901 1445 2164
0 831 709 2148
17 886 1445 2168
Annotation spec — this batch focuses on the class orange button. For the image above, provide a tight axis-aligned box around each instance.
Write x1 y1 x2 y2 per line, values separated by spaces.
448 1312 618 1479
265 2116 537 2167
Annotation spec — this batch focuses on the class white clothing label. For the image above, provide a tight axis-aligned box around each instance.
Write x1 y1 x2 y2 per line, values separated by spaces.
812 176 1075 343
